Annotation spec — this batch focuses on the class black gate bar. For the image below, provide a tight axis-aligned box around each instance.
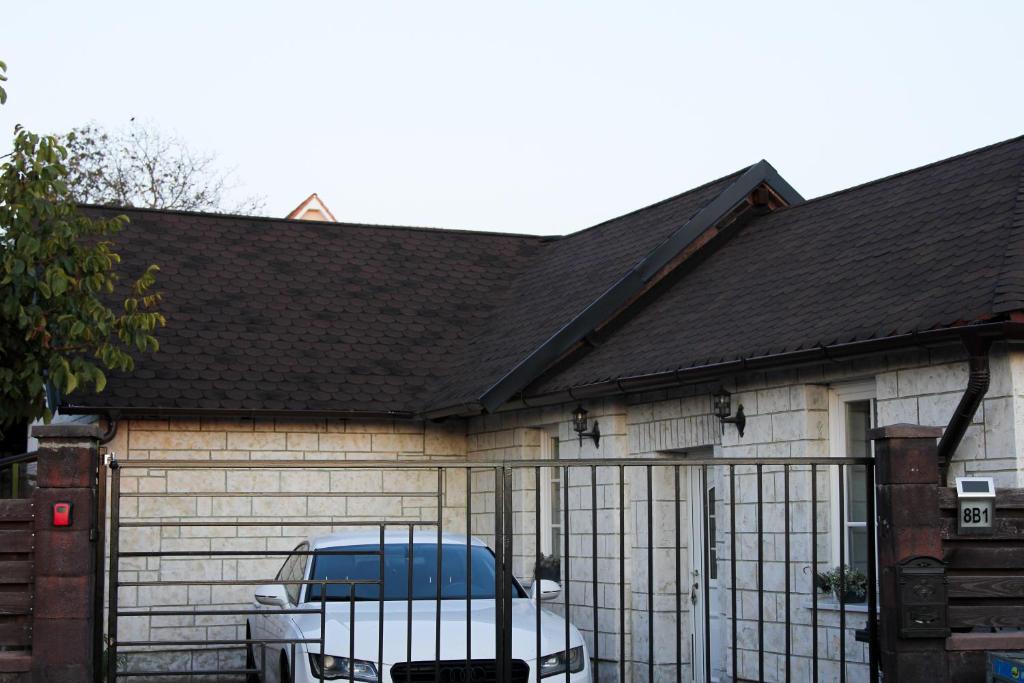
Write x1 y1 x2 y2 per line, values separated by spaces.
101 455 878 683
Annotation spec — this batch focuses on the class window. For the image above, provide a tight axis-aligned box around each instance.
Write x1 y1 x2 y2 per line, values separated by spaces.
707 486 718 580
538 436 561 559
829 383 875 573
276 543 308 604
306 543 527 602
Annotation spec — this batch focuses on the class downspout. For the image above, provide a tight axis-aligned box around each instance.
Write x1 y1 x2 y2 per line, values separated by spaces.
937 336 993 485
100 411 120 444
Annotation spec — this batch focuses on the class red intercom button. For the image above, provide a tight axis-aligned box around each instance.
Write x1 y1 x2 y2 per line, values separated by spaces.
52 502 72 527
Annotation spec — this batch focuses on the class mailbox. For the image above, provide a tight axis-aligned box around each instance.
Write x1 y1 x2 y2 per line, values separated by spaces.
955 476 996 536
897 556 948 638
52 502 72 527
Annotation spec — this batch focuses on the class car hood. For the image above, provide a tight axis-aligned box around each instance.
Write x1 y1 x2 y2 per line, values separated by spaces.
290 599 583 664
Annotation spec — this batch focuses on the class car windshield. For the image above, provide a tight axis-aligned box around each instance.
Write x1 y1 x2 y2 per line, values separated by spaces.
305 543 526 602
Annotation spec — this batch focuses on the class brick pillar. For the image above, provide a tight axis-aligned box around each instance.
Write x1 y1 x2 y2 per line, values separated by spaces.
29 423 101 683
870 423 945 683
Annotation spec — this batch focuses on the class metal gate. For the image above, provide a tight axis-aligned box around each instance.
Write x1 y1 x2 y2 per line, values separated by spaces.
101 456 878 682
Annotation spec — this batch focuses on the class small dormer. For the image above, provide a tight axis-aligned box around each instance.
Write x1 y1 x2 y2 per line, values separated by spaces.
286 193 337 222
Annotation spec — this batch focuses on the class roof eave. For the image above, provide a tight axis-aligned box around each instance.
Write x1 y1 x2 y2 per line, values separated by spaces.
58 405 418 421
512 321 1024 409
420 400 486 421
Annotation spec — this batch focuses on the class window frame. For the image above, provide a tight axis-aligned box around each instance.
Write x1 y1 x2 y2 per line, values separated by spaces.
538 433 561 559
707 484 718 581
277 542 308 605
827 382 876 571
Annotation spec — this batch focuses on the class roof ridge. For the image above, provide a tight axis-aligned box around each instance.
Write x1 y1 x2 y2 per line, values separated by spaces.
991 151 1024 313
554 166 752 241
777 132 1024 213
78 203 545 240
417 167 768 414
468 160 803 414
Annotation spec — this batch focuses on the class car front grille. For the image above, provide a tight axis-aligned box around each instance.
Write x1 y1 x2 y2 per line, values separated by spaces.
389 659 530 683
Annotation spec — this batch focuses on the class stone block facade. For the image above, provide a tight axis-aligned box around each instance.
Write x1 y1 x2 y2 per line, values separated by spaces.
467 400 630 681
99 342 1024 681
613 343 1024 682
463 343 1024 681
104 416 468 668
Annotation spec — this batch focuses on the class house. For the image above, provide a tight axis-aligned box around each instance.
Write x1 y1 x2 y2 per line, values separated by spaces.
285 192 337 222
54 134 1024 681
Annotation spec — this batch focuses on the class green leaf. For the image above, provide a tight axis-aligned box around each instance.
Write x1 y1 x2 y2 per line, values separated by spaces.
51 272 68 296
0 118 164 428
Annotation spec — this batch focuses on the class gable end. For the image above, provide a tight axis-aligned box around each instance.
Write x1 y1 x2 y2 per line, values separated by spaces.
474 160 803 413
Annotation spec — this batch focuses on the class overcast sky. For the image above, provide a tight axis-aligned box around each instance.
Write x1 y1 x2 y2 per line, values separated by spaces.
3 1 1023 235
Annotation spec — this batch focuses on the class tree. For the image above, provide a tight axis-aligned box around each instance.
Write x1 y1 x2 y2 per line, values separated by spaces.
60 122 265 214
1 68 165 429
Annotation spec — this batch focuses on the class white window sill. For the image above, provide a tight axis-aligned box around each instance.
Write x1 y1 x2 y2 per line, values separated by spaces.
802 597 876 614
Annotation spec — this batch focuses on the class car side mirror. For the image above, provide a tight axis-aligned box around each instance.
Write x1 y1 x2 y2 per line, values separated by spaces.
531 579 561 602
254 584 289 607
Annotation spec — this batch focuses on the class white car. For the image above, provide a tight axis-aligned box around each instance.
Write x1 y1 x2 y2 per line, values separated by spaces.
247 531 591 683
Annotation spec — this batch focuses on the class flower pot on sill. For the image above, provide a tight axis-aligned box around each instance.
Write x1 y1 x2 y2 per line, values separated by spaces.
535 554 561 582
833 589 866 604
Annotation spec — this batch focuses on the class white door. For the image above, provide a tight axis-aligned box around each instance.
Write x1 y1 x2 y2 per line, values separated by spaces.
689 471 725 682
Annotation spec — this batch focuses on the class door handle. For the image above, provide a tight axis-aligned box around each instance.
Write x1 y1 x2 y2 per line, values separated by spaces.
691 582 699 605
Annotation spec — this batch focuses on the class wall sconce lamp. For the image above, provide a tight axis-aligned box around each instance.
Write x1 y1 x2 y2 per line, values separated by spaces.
572 405 601 448
713 388 746 438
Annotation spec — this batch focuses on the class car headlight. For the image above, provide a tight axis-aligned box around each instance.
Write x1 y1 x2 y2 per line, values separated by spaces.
308 654 379 682
538 646 585 677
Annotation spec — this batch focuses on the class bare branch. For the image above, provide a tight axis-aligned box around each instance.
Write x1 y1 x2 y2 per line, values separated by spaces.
59 121 266 214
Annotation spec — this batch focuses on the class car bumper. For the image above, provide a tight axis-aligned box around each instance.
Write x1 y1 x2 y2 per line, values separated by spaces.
294 658 592 683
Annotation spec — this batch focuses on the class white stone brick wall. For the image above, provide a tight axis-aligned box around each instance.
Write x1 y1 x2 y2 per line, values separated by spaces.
673 344 1024 682
708 372 844 683
101 342 1024 679
623 382 721 681
486 344 1024 681
466 400 632 681
105 416 469 658
877 343 1024 486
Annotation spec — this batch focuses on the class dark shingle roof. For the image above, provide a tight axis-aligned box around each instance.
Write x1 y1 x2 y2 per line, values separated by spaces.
531 134 1024 395
65 210 545 415
61 134 1024 416
424 167 755 411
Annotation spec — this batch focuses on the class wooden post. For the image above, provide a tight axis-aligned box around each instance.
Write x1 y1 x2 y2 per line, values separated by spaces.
870 423 946 683
29 423 101 683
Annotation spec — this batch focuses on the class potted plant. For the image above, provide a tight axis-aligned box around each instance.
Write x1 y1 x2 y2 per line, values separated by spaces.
816 565 868 603
534 553 561 582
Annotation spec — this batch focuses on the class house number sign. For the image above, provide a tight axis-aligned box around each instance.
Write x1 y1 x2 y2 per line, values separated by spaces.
955 477 996 536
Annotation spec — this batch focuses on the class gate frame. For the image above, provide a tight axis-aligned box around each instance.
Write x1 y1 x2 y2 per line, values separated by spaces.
99 454 880 682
